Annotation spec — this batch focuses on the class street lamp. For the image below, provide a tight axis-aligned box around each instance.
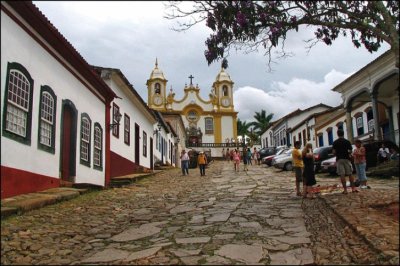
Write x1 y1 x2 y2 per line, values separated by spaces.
153 121 162 135
109 110 122 130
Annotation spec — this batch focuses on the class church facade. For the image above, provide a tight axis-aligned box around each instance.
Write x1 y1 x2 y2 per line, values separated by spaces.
146 60 238 156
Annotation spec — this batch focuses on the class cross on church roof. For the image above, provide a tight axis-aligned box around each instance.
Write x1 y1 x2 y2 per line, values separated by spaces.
188 75 194 85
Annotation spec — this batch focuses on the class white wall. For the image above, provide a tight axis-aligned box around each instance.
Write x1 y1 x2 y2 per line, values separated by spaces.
107 78 154 168
1 12 106 186
221 116 234 140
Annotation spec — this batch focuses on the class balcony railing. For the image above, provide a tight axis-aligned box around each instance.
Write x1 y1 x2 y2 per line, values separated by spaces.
186 142 245 148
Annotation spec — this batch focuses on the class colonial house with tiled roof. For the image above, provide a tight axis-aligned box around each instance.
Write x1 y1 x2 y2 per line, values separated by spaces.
261 103 332 148
92 66 159 177
332 50 398 145
1 2 117 198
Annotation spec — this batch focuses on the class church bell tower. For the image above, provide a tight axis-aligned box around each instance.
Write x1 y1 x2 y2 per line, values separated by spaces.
147 58 167 111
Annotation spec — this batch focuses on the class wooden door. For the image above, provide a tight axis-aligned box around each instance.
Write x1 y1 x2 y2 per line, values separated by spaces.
135 123 140 165
150 137 154 170
60 100 77 183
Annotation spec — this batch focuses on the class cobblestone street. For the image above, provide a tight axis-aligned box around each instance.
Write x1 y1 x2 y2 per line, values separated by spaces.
1 161 399 265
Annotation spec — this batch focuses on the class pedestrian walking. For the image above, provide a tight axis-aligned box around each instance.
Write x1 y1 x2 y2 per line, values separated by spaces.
252 147 258 165
243 148 249 171
292 141 304 196
302 143 317 199
233 149 240 172
180 150 189 176
221 148 225 160
332 129 357 194
230 148 234 162
198 151 207 176
247 148 252 165
377 143 390 164
225 148 230 161
353 139 369 189
255 148 261 165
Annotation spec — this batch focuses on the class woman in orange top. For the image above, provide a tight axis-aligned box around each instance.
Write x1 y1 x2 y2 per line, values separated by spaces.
197 151 207 176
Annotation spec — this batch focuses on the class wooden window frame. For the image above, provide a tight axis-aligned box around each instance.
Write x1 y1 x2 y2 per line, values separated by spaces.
80 113 91 167
2 62 34 145
38 85 57 153
93 123 103 170
143 131 147 157
124 114 130 145
205 117 214 134
112 103 120 138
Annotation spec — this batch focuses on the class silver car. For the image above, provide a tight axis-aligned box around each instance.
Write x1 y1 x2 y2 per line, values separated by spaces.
272 148 294 171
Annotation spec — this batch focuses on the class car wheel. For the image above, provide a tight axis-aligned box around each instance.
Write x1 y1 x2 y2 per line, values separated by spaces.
284 162 293 171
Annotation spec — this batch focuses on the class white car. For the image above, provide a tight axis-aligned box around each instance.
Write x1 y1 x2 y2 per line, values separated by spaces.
272 148 294 171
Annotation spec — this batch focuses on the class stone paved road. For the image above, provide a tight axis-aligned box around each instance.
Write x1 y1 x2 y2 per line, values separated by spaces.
1 161 398 265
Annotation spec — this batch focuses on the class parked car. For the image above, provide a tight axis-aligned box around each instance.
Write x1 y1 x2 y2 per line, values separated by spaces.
272 148 294 171
320 145 356 175
320 156 338 175
258 147 276 160
313 146 334 173
258 145 286 159
262 147 288 166
321 140 399 174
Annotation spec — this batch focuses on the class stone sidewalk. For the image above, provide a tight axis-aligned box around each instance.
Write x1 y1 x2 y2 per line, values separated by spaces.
1 161 398 265
1 172 158 218
1 187 89 218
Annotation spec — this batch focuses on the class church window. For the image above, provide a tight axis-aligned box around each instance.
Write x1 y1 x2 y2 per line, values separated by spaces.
205 117 214 134
38 86 57 153
187 110 198 122
93 123 103 170
3 62 34 145
80 113 91 166
222 85 228 96
155 83 161 94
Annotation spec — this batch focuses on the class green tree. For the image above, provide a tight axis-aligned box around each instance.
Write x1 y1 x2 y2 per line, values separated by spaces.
250 110 274 135
237 118 250 145
166 1 399 67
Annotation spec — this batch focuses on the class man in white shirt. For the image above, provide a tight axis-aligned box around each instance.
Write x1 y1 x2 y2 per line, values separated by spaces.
180 150 190 175
377 143 390 164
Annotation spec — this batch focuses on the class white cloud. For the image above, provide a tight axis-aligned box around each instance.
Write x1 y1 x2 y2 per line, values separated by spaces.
33 1 389 126
234 69 349 122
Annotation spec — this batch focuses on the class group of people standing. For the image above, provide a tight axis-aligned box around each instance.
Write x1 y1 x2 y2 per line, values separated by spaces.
222 147 261 172
293 129 369 198
180 149 208 176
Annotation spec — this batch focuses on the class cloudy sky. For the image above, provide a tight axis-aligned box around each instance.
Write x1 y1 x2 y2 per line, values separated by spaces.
33 1 389 122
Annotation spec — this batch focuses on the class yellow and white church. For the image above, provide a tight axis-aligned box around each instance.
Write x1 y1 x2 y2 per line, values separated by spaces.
147 60 238 149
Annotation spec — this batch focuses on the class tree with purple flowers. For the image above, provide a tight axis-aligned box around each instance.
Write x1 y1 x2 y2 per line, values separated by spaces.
165 1 399 68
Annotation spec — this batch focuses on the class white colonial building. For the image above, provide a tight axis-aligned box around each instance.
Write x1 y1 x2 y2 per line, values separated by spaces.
262 104 332 148
93 66 159 177
1 2 117 198
332 50 399 145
